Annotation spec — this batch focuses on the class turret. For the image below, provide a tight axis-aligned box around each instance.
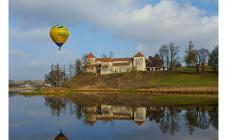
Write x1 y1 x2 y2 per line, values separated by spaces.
86 52 96 65
133 52 146 71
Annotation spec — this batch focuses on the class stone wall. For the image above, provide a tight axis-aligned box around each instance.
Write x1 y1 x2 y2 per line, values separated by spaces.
133 57 146 71
85 54 146 74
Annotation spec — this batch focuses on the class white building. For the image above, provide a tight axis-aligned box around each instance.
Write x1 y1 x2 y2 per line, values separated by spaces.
85 52 146 75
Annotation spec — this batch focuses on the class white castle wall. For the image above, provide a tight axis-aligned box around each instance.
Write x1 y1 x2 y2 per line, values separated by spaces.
86 54 146 74
133 57 146 71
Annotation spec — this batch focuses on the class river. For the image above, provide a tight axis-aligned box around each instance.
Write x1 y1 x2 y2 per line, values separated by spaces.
9 93 218 140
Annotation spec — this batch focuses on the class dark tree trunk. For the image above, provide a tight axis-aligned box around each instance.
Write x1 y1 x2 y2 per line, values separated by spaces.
196 64 199 72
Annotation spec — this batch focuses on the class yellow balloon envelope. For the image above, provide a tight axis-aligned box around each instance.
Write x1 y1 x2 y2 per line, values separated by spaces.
49 25 69 50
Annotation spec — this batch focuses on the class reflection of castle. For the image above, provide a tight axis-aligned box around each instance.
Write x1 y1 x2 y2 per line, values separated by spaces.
85 105 147 126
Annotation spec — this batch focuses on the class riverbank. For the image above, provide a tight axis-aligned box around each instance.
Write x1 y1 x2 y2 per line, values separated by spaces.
15 86 218 95
10 91 218 106
66 93 218 106
10 87 218 106
9 87 37 92
64 71 218 88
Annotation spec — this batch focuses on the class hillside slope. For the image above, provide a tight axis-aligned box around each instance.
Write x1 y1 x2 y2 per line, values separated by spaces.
63 71 218 89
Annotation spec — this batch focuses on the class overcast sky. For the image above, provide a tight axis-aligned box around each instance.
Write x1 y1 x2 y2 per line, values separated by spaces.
9 0 218 80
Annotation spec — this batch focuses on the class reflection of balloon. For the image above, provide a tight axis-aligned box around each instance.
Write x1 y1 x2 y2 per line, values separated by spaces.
54 129 68 140
49 25 69 50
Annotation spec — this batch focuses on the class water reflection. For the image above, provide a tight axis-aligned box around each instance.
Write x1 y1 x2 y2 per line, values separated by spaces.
185 106 218 134
44 96 218 136
44 97 67 116
54 129 68 140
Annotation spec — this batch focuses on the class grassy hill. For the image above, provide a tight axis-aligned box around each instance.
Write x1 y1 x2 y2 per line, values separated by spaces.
63 69 218 89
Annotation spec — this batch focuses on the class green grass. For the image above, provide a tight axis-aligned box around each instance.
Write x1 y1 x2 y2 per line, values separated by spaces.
149 71 218 87
59 66 218 89
176 66 214 73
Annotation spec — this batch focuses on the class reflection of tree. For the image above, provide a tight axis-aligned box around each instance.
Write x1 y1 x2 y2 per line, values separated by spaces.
44 97 67 116
185 106 218 134
185 109 197 134
159 107 180 135
148 107 164 123
42 96 218 133
209 106 218 130
68 102 84 120
75 104 84 120
196 106 210 129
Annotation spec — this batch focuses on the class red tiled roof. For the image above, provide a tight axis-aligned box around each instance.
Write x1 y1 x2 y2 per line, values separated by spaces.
134 120 145 126
96 116 132 120
87 120 96 126
85 64 97 68
112 58 132 61
134 52 144 57
112 62 131 66
86 52 96 58
96 58 113 62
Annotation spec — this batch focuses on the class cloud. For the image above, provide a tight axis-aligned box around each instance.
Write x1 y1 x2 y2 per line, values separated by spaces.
28 61 49 67
10 27 49 42
10 48 30 57
10 0 218 51
199 0 218 4
136 43 148 52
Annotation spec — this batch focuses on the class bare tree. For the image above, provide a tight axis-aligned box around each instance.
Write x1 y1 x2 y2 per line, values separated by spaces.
75 58 82 75
198 48 209 72
185 41 196 67
44 64 66 87
68 64 74 79
159 45 169 70
102 53 108 58
81 54 87 73
208 46 218 72
169 42 179 71
148 54 162 68
109 51 114 58
194 50 201 72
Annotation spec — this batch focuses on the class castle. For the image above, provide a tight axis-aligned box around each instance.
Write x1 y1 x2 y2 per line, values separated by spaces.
85 52 146 75
85 105 146 126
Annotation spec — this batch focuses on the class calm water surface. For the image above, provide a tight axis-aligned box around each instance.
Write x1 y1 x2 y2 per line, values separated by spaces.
9 94 218 140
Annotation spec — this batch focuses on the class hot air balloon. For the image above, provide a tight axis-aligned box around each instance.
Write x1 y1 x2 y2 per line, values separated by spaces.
49 25 69 50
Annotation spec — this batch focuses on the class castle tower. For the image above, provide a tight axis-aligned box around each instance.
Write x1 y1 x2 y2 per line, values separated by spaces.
86 52 96 65
133 52 146 71
134 107 146 126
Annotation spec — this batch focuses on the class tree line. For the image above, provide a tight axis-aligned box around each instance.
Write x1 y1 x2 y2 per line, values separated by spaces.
44 52 115 86
146 41 218 72
44 55 86 87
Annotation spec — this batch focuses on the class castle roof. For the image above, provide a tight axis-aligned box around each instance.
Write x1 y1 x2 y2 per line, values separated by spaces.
112 58 132 61
112 62 131 66
85 64 98 68
96 58 113 62
96 115 132 120
134 52 145 57
87 120 96 126
87 52 96 58
134 120 145 126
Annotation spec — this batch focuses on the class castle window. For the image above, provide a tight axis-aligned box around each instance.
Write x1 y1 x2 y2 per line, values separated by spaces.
92 68 93 70
139 62 140 65
115 70 116 73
